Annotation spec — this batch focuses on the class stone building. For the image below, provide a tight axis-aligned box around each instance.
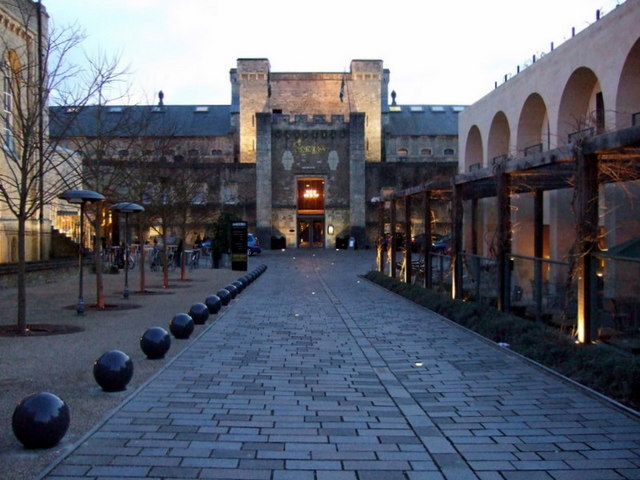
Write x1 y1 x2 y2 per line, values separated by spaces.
0 0 50 263
51 58 460 250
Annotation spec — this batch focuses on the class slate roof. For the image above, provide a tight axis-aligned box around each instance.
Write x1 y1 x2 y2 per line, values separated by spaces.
49 105 232 138
385 105 463 136
49 103 463 138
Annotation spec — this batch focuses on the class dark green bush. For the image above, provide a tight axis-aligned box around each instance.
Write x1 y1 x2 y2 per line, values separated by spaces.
364 271 640 411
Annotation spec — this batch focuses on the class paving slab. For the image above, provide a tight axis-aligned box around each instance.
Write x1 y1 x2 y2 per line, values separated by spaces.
38 250 640 480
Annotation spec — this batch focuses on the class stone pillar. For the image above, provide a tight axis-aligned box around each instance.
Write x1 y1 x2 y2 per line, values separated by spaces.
255 113 272 244
349 113 366 247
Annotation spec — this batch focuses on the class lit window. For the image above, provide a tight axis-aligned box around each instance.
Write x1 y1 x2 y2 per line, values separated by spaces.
420 148 432 156
397 148 408 156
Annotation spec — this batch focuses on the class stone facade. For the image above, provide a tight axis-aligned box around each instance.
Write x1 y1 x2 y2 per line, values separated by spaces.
233 59 387 164
49 58 461 252
0 0 51 264
256 113 363 248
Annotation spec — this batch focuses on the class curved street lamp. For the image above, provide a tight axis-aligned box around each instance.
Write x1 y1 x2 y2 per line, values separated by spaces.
111 202 144 298
58 189 105 315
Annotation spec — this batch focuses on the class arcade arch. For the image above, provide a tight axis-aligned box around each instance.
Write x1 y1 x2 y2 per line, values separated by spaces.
487 111 510 163
557 67 602 145
517 93 549 155
616 37 640 129
464 125 482 171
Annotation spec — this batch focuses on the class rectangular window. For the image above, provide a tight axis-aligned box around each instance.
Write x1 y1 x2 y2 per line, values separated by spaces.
596 92 604 134
3 68 13 152
223 183 238 205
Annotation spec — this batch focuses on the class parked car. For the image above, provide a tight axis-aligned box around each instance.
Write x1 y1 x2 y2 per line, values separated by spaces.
247 233 262 256
432 234 451 254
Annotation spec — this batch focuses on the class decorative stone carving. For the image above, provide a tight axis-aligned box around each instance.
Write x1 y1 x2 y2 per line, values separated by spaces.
328 150 339 171
282 150 294 171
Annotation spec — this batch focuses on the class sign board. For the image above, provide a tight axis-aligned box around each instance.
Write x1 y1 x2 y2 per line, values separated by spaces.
230 221 248 271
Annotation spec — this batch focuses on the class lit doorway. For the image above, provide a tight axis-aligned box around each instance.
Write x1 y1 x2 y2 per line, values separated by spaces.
298 217 325 248
297 178 325 248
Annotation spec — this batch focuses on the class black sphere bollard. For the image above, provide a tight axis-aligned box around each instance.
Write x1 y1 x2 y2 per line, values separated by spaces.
189 302 209 324
93 350 134 392
169 313 194 339
225 284 238 299
217 288 231 306
205 295 222 314
12 392 70 449
140 327 171 359
232 280 244 294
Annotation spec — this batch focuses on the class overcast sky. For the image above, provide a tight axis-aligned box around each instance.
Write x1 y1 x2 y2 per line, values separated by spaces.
43 0 623 107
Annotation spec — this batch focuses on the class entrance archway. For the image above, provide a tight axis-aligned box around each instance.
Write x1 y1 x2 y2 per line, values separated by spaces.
297 178 325 248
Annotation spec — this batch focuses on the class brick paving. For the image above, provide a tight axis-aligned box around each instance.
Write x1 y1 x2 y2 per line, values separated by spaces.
39 250 640 480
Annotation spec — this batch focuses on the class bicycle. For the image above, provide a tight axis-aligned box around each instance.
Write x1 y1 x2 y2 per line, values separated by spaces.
188 249 200 270
150 249 175 272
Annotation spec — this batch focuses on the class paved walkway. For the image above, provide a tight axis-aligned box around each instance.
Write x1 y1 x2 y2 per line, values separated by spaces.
40 250 640 480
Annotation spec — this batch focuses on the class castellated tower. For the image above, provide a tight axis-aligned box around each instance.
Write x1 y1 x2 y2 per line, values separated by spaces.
346 60 386 162
231 59 271 163
231 58 387 163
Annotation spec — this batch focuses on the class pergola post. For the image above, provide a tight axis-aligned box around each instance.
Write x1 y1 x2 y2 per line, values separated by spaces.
533 189 544 322
404 195 412 283
471 198 480 300
576 151 599 344
390 198 397 278
423 191 432 289
377 200 385 273
497 169 512 312
452 182 464 300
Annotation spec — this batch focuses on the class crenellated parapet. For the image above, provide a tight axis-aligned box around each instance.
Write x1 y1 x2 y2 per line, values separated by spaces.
270 114 349 127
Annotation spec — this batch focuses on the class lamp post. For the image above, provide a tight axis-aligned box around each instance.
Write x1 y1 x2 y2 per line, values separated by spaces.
111 202 144 298
58 190 105 315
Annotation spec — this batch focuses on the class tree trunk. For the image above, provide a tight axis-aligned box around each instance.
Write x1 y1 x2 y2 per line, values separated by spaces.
94 205 105 309
16 214 27 334
138 224 146 293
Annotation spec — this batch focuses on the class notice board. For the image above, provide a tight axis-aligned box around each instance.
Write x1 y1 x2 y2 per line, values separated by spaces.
231 221 248 271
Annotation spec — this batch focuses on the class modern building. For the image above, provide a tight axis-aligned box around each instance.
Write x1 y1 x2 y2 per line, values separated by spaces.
50 59 460 251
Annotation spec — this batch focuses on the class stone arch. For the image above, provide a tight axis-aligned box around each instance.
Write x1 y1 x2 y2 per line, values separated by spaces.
487 111 510 164
557 67 601 145
464 125 483 171
517 93 549 155
615 37 640 129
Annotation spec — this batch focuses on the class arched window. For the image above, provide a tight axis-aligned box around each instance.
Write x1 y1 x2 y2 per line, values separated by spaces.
420 148 432 156
397 148 408 157
444 148 455 155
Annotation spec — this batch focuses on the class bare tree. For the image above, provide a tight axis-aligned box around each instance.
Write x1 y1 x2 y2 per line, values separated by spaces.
0 1 126 332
